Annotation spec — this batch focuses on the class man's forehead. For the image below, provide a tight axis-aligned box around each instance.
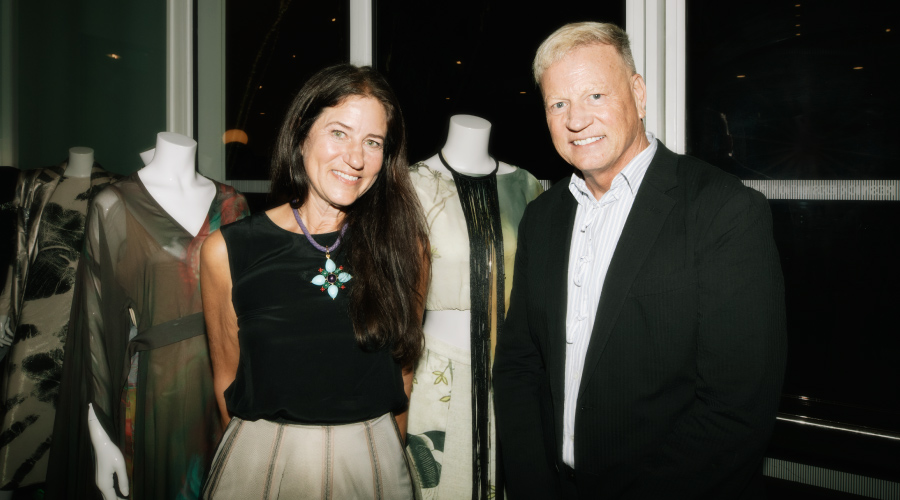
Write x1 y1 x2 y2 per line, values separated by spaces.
541 44 626 93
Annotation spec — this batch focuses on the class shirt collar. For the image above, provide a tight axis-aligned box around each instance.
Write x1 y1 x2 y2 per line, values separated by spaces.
568 132 658 205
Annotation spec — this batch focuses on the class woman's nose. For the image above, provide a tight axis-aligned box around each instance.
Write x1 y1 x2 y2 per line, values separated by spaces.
344 143 364 170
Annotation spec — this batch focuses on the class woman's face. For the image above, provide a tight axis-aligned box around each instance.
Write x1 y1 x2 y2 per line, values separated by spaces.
301 95 388 213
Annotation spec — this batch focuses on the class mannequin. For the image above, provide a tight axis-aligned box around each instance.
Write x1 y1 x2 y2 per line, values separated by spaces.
406 115 543 499
419 115 514 352
0 147 94 349
0 147 119 495
46 132 250 500
86 132 215 498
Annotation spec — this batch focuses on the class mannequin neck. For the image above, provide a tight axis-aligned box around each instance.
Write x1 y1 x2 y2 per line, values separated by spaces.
65 147 94 178
137 132 216 237
139 148 155 166
139 132 200 187
439 115 495 174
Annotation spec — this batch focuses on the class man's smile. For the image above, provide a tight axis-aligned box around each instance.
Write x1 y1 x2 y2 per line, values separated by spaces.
573 136 605 146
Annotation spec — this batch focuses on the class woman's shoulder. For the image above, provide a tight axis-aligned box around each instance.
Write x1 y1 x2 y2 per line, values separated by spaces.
219 210 269 239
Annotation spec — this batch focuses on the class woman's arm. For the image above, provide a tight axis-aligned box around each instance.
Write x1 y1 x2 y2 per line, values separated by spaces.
394 366 414 442
200 230 240 430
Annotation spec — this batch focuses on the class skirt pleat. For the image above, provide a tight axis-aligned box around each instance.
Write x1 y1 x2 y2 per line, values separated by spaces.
202 413 415 500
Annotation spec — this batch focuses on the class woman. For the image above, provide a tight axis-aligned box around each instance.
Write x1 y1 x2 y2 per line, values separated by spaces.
199 64 429 499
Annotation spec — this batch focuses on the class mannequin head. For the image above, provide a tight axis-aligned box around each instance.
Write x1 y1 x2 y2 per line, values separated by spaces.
270 64 407 211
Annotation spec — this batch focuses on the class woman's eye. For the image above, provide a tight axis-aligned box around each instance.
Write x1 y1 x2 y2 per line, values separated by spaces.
331 130 346 138
365 139 382 148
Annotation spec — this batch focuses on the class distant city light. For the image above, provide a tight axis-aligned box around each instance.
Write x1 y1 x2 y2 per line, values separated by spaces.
456 61 462 65
853 66 864 70
107 53 121 60
737 75 746 78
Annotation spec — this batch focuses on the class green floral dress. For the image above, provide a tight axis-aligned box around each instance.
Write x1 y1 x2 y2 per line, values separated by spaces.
405 163 543 499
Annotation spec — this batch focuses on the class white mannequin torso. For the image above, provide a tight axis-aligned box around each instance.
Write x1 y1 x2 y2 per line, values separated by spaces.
137 132 216 237
420 114 513 351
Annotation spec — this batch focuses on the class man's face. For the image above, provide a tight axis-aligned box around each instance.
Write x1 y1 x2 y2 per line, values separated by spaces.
541 43 647 186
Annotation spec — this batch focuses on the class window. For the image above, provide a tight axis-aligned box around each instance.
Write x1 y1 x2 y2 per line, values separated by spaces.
4 0 166 173
686 0 900 477
223 0 350 182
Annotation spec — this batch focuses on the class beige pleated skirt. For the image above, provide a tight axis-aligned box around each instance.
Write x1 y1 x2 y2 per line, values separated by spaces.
202 413 416 500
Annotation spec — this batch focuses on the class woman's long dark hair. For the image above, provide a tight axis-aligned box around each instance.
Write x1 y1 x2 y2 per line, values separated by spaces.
270 64 428 368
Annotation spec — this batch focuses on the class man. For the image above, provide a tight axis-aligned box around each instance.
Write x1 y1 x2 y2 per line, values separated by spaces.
493 22 786 498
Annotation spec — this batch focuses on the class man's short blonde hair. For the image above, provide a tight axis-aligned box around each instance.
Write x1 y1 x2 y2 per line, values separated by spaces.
533 22 637 86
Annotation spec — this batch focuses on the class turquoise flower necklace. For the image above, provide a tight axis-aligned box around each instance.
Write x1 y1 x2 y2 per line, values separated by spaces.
292 207 351 299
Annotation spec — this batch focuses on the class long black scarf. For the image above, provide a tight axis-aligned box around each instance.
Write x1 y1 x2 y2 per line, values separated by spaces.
439 152 505 500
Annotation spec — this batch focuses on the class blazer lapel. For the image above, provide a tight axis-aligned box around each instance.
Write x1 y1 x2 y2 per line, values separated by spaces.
577 144 680 401
547 185 577 410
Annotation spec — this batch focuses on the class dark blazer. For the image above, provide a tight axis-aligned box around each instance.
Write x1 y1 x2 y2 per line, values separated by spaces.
493 143 787 499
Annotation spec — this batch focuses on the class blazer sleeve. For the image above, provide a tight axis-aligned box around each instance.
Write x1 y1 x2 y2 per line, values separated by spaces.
493 204 560 498
630 185 787 498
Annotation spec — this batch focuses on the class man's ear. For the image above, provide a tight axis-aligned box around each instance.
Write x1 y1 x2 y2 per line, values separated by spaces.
631 73 647 119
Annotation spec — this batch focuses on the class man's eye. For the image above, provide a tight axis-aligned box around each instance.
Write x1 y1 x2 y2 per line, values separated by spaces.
553 102 565 109
590 94 602 100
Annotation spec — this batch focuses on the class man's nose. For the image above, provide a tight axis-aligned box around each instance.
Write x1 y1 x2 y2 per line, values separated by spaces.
566 103 591 132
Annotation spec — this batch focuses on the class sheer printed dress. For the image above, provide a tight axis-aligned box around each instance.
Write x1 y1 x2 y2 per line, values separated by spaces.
46 174 249 500
405 163 543 499
0 164 119 489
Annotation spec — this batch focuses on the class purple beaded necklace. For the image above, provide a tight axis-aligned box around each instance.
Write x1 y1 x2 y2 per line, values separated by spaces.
292 207 348 258
292 206 352 299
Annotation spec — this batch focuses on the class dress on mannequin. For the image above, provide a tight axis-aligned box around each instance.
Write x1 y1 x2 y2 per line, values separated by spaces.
405 116 543 499
0 149 119 491
46 139 250 500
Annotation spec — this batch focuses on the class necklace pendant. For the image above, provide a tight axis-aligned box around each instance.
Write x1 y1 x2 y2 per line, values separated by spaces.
311 257 352 299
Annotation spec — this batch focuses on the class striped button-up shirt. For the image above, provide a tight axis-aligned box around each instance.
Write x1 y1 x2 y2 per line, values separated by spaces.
562 134 658 467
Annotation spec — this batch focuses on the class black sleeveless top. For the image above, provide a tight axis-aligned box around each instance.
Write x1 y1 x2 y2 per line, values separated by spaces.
219 212 407 424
